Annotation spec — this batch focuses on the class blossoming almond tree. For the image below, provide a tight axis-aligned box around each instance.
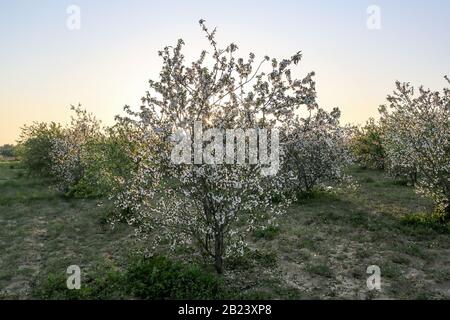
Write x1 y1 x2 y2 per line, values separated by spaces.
112 20 319 273
283 107 354 196
379 77 450 220
50 105 103 195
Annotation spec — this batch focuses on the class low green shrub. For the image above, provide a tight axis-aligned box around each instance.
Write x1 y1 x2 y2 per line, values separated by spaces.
32 256 227 300
0 144 17 158
32 266 124 300
17 122 64 178
401 212 450 234
225 249 277 270
350 118 386 170
253 226 280 240
127 256 225 299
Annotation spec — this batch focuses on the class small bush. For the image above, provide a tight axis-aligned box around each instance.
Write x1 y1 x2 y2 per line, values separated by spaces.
70 126 137 198
32 256 226 300
49 106 103 196
294 187 340 204
390 178 410 186
0 144 16 158
253 226 280 240
127 256 225 299
225 249 277 270
17 122 64 178
51 111 137 199
32 266 124 300
304 263 333 278
350 118 386 170
401 212 450 234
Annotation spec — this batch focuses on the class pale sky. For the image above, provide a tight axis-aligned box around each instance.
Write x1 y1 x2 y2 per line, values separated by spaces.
1 0 449 145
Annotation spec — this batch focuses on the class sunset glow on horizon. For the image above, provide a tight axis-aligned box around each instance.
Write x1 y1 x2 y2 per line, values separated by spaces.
1 0 449 145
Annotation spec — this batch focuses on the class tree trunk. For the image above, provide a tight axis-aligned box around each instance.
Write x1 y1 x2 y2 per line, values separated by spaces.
214 252 223 274
214 230 224 274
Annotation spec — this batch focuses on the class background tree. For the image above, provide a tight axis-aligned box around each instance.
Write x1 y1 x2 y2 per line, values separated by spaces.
0 144 16 159
17 122 64 177
283 107 353 197
380 77 450 220
50 105 103 196
350 118 386 170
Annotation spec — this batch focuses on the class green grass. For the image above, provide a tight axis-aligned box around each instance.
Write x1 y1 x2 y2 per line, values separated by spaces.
254 167 450 299
1 162 449 299
0 161 134 298
304 263 333 278
253 226 280 241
